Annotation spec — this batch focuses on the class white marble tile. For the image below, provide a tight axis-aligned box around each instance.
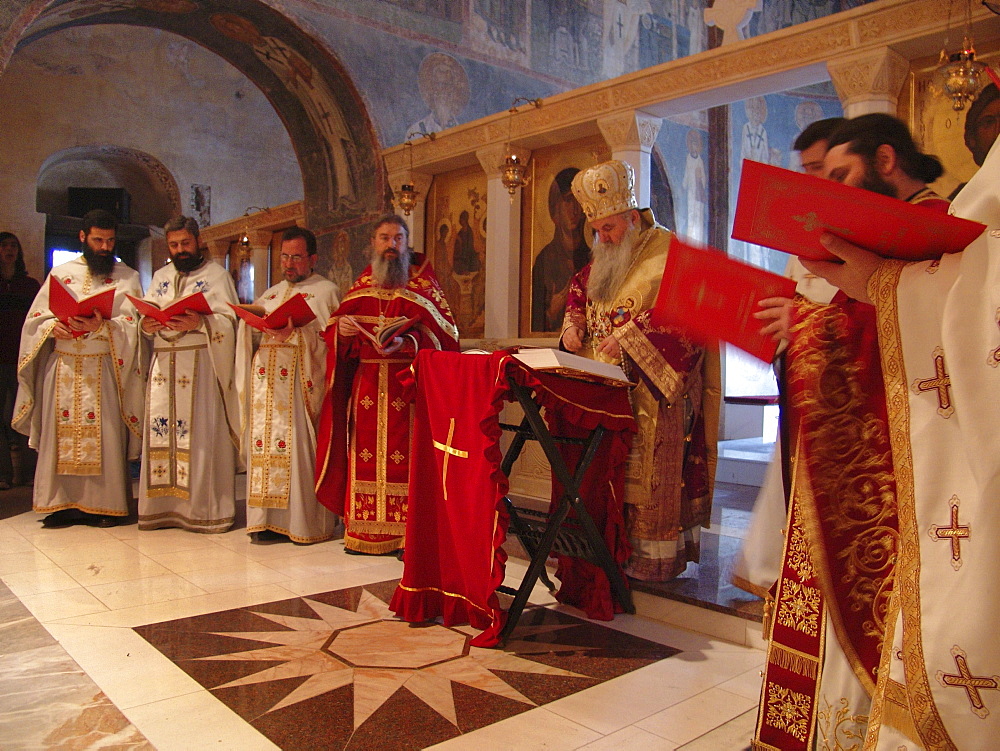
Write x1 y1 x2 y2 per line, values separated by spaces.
145 546 258 574
19 587 109 622
426 707 600 750
0 527 34 554
0 550 59 576
636 687 758 745
279 561 408 596
122 530 225 556
121 690 280 751
632 591 748 645
178 561 291 593
678 708 757 750
577 725 678 751
258 548 403 580
50 584 297 628
19 526 123 551
44 623 205 710
544 659 721 735
717 665 765 701
84 573 209 610
2 566 81 598
40 539 146 566
61 556 172 587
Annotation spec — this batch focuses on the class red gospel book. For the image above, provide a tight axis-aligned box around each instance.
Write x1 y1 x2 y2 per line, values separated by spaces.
732 159 986 262
126 292 213 324
49 276 116 338
228 294 316 331
651 236 797 363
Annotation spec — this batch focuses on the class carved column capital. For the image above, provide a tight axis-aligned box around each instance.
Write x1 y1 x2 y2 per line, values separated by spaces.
596 111 662 153
827 47 910 116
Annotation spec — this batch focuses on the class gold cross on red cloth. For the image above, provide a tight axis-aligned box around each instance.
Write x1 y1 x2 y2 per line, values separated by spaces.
432 417 468 501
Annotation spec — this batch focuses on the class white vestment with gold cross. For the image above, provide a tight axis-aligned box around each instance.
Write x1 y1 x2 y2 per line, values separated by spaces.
13 257 144 516
235 275 340 543
862 141 1000 749
138 259 240 533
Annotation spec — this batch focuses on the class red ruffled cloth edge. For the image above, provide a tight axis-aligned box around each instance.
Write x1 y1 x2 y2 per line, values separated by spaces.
390 352 513 647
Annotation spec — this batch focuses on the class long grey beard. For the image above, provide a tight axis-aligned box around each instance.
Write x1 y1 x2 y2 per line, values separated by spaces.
371 248 411 288
587 223 641 304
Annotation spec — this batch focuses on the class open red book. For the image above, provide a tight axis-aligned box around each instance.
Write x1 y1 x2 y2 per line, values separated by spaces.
229 294 316 331
49 276 116 338
126 292 213 325
651 236 797 363
344 314 418 349
732 159 986 261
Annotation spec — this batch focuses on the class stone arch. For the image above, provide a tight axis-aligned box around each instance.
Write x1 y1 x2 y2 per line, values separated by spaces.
4 0 383 231
37 145 181 226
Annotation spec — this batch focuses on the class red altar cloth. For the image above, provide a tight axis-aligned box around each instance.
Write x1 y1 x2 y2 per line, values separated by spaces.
390 349 637 644
390 350 513 647
532 370 637 621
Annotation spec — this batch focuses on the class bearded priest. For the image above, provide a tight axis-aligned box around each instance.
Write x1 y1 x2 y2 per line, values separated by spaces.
315 214 459 555
561 160 720 581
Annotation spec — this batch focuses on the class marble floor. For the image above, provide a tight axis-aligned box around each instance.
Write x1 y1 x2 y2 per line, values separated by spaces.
0 479 766 750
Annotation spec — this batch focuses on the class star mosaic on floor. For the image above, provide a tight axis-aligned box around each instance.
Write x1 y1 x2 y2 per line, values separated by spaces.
135 579 680 750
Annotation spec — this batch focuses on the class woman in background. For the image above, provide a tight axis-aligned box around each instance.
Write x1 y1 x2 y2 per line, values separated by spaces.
0 232 40 489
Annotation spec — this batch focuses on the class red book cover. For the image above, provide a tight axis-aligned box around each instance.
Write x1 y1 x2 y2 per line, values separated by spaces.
732 159 985 261
126 292 213 324
49 276 116 337
228 294 316 331
652 236 797 363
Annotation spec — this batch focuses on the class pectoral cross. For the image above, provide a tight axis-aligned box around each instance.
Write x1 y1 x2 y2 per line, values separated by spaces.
432 417 468 501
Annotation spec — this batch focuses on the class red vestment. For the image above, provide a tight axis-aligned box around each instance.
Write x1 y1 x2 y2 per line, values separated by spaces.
755 190 950 749
314 256 458 553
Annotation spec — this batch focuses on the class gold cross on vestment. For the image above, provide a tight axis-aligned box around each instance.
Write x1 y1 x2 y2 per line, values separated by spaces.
929 495 970 570
913 347 954 417
432 417 468 501
937 646 1000 718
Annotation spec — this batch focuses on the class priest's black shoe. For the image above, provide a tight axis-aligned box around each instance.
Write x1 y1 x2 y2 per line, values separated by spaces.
250 529 286 545
83 514 118 528
41 509 82 528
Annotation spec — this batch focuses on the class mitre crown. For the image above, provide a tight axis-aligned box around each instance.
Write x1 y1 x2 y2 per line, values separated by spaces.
570 160 638 222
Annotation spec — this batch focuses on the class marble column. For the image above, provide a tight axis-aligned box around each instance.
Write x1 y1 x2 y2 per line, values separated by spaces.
476 143 530 340
596 111 663 208
827 47 910 117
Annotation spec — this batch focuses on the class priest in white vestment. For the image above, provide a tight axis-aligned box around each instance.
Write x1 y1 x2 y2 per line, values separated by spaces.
801 137 1000 749
235 227 340 544
13 209 144 527
138 216 240 534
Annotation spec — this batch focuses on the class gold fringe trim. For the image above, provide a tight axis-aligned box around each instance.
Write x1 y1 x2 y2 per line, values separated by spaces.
880 692 923 746
751 740 783 751
769 643 819 679
344 535 403 554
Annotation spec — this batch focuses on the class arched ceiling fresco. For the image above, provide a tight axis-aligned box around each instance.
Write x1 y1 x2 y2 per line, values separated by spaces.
9 0 383 230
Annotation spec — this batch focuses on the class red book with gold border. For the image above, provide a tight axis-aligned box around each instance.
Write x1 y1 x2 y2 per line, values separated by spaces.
651 236 796 363
732 159 985 261
49 276 116 338
126 292 213 324
228 294 316 331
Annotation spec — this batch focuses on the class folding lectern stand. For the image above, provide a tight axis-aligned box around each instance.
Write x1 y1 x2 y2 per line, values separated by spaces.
495 375 635 645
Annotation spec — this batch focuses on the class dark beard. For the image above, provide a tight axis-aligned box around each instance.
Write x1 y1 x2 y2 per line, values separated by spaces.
371 248 411 288
82 246 115 277
860 163 897 198
172 253 205 273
